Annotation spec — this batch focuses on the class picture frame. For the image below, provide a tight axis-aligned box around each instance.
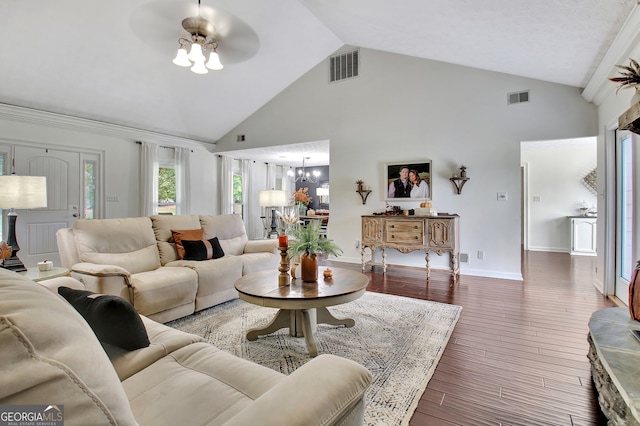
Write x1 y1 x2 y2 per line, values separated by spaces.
385 160 432 201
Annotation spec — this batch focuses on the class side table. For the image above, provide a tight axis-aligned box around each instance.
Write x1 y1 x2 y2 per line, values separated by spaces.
21 267 70 282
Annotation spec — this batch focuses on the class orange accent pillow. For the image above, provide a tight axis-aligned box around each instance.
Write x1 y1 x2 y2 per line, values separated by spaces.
171 229 204 260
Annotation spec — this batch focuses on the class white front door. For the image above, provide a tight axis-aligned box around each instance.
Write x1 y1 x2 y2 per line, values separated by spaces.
13 146 81 267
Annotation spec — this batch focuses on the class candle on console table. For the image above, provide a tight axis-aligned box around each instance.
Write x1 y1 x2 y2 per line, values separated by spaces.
279 235 288 248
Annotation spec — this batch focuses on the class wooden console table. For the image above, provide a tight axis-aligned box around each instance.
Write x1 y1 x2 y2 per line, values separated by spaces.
361 215 460 280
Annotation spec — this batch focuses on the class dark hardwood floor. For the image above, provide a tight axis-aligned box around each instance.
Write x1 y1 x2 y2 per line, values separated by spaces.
331 251 617 425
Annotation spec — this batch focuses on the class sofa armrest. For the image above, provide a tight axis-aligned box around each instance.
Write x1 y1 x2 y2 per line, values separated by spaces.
70 263 134 302
243 239 278 254
225 354 372 426
72 262 132 279
38 276 86 293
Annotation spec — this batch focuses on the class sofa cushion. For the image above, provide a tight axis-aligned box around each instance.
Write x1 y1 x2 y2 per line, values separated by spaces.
106 316 204 381
240 252 280 275
150 214 201 264
182 237 225 261
58 287 150 351
0 268 138 425
123 342 284 425
73 217 161 274
166 256 243 311
200 214 249 256
130 267 198 318
171 228 204 260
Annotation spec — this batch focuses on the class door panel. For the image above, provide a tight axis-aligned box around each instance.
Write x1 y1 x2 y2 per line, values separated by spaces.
14 146 80 267
615 132 634 302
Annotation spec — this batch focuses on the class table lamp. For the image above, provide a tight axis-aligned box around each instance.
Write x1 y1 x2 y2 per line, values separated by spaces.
0 175 48 272
259 190 287 238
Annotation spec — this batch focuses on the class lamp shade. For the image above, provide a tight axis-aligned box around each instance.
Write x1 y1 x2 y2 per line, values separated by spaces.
206 51 223 70
191 60 208 74
0 175 47 209
316 188 329 197
172 47 191 67
259 190 287 207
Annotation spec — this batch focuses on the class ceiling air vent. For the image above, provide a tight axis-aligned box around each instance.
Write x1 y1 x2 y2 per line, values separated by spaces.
508 90 530 105
330 49 359 83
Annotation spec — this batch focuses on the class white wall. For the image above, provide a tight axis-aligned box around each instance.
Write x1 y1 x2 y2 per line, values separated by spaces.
215 48 598 280
522 138 597 252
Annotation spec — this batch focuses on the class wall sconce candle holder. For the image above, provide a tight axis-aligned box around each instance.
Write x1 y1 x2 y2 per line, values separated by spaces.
449 165 469 194
355 180 372 204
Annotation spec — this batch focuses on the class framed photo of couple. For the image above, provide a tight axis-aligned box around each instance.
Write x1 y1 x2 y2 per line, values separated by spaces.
386 160 432 201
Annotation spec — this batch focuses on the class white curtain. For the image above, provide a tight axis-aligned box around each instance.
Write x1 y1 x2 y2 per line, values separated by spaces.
219 155 234 215
281 165 293 202
266 163 276 190
140 141 159 216
175 147 191 215
241 159 253 236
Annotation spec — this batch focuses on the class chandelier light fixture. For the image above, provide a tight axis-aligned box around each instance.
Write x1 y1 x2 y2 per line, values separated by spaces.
288 157 321 184
172 0 223 75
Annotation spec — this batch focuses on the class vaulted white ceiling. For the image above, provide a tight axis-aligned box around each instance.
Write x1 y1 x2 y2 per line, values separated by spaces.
0 0 635 152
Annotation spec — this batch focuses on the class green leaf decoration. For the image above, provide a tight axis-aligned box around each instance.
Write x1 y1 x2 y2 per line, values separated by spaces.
287 220 343 259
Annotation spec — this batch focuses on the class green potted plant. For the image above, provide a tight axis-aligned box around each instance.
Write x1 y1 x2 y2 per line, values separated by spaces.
609 58 640 104
288 220 343 282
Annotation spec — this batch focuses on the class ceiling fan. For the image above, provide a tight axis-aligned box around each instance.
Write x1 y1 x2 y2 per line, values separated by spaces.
129 0 260 70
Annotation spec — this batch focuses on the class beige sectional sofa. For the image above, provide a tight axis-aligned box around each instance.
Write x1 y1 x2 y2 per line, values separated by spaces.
56 214 279 323
0 268 372 425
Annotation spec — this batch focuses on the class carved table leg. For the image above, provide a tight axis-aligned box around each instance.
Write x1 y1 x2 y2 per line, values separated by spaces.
382 247 387 274
301 309 318 357
450 252 459 282
425 251 431 279
246 309 292 341
316 306 355 328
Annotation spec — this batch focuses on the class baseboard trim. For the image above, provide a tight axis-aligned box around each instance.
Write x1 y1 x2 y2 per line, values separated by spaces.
333 257 523 282
527 246 568 253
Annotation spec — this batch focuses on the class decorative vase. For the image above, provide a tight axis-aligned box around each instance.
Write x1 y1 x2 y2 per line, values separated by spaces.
297 203 307 217
300 252 318 282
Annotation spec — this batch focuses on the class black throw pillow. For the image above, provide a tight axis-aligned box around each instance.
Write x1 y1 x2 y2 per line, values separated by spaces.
58 287 150 351
182 237 225 261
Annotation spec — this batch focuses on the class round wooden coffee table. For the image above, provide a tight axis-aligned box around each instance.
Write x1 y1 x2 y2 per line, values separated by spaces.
234 267 369 357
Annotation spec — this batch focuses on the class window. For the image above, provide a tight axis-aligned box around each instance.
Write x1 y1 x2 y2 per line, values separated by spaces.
615 131 635 302
80 152 102 219
83 160 96 219
158 166 176 215
619 134 634 281
233 173 243 217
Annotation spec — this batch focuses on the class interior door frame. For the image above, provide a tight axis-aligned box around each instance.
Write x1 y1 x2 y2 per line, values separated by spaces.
614 129 634 301
521 162 529 251
603 122 618 296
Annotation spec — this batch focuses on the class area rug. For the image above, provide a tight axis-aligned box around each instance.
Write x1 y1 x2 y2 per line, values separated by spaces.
167 291 462 426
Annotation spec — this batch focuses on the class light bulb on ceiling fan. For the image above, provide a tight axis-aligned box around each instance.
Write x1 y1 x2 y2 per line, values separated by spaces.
173 46 191 67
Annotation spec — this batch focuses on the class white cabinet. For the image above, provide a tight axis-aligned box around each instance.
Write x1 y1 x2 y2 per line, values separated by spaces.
570 217 597 256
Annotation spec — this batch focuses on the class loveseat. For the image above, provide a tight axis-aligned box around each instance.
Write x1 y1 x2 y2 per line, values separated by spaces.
57 214 279 322
0 268 372 425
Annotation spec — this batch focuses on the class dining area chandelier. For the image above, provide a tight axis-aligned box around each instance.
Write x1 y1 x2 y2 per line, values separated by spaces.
288 157 321 184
